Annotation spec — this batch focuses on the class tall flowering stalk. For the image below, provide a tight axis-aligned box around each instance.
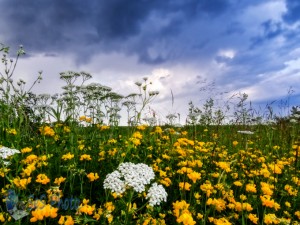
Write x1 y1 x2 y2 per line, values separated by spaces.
123 77 159 126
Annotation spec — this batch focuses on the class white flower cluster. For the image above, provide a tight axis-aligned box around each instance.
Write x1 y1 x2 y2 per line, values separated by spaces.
103 171 126 194
118 162 155 193
0 146 20 159
0 146 20 166
103 162 167 206
104 162 155 193
146 183 168 206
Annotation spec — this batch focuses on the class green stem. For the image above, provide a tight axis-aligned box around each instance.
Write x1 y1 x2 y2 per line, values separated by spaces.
89 183 93 200
124 190 134 225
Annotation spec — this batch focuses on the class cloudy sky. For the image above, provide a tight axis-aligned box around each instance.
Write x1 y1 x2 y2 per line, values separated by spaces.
1 0 300 124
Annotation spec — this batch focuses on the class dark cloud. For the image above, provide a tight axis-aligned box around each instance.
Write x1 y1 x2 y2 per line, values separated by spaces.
92 0 157 40
0 0 232 63
283 0 300 23
1 1 90 50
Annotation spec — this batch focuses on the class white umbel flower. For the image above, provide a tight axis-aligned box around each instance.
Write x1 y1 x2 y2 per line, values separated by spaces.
103 162 167 206
0 146 20 159
118 162 155 193
103 171 126 194
146 183 168 206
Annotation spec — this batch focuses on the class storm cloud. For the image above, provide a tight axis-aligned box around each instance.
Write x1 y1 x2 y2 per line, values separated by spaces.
0 0 299 123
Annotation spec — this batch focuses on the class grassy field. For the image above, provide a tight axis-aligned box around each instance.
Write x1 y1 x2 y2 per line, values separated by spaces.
0 122 299 225
0 44 300 224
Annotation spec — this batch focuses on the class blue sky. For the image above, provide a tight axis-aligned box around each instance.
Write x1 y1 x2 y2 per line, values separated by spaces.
0 0 299 123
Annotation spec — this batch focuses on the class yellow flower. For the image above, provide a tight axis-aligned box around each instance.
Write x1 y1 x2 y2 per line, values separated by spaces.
233 141 238 146
187 171 201 183
39 126 55 137
246 183 257 193
242 203 253 212
137 125 147 130
291 176 300 185
0 213 5 222
216 161 231 172
162 154 171 160
104 202 115 212
263 213 279 225
233 181 243 186
268 163 282 174
80 154 92 161
62 152 74 160
30 204 58 222
78 144 85 150
206 198 226 212
87 172 99 182
179 182 192 191
212 172 219 178
295 211 300 220
160 178 172 187
13 177 32 189
154 126 163 134
197 213 203 219
82 198 89 204
284 184 298 196
63 126 71 133
36 174 50 185
106 214 113 223
200 180 214 197
177 167 193 174
209 217 214 223
54 177 66 186
177 212 196 225
78 203 95 215
97 125 110 130
181 131 188 135
0 212 11 223
212 217 232 225
79 115 86 121
129 137 141 146
260 167 271 178
132 131 143 139
260 195 280 210
93 207 103 221
111 192 123 199
7 128 17 135
194 192 201 199
58 215 74 225
173 200 196 224
21 163 36 177
240 194 247 201
21 147 32 153
0 167 10 177
260 182 274 196
248 213 259 224
108 148 117 156
285 201 291 208
23 154 38 164
85 117 92 123
173 200 190 218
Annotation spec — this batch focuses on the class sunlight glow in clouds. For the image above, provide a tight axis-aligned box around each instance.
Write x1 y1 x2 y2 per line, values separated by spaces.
217 49 236 59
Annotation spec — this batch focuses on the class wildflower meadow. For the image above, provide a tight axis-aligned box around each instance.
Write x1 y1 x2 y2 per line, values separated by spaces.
0 44 300 225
